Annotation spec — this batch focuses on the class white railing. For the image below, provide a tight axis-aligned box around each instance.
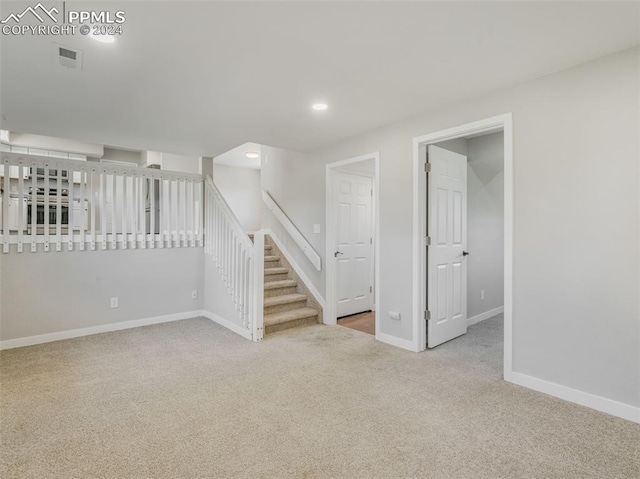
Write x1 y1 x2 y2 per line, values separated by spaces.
205 176 263 341
262 190 321 271
0 152 203 253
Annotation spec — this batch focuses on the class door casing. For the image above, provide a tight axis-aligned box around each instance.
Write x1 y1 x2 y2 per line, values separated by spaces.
325 153 380 338
412 113 513 381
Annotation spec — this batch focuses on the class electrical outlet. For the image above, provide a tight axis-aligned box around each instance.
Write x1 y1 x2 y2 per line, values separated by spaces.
191 290 198 299
313 224 321 234
389 311 401 320
110 297 118 308
480 290 485 300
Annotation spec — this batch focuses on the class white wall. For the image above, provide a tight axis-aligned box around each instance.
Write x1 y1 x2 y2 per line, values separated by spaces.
203 255 244 326
466 132 504 318
434 138 467 157
260 145 325 294
162 153 201 174
269 48 638 409
7 132 104 157
213 164 262 232
102 147 142 165
0 247 204 341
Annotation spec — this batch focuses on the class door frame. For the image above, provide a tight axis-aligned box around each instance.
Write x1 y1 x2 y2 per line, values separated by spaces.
325 152 380 339
412 113 513 381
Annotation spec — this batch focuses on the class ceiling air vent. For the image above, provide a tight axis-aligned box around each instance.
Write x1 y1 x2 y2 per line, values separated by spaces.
51 43 84 70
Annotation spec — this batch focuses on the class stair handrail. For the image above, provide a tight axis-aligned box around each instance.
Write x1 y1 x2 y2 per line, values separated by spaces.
262 190 321 271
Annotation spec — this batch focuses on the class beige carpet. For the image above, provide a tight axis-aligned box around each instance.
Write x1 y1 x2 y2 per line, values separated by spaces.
1 316 638 478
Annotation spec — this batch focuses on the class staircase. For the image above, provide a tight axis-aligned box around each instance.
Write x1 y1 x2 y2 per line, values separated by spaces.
263 240 321 334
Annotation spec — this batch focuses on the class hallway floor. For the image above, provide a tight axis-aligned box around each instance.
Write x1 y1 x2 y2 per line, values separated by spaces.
1 315 638 478
337 310 375 335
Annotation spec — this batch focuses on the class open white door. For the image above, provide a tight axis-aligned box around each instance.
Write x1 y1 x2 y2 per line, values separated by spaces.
333 171 373 317
427 145 468 348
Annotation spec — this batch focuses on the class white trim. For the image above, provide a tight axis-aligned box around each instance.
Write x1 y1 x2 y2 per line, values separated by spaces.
264 228 326 309
467 306 504 327
0 310 202 350
325 152 381 343
201 310 253 340
510 372 640 424
251 231 265 342
262 190 322 271
376 332 419 352
412 113 514 381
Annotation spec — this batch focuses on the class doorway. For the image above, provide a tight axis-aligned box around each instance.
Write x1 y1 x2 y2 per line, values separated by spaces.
412 114 513 380
325 153 380 338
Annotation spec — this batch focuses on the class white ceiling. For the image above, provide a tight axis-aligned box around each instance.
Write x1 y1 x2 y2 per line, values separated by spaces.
1 1 638 157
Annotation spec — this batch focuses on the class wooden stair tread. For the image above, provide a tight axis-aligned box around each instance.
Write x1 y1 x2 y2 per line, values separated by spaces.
264 255 281 262
264 308 319 326
264 279 297 290
264 293 307 307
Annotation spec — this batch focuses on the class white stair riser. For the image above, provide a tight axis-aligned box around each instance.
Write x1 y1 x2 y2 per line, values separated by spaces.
264 286 297 298
265 315 317 334
264 272 289 282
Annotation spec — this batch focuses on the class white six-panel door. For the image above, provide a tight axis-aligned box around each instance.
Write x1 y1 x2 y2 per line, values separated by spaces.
334 171 373 317
427 145 468 348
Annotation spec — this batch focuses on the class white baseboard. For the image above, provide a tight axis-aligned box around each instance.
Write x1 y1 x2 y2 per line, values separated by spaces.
200 310 252 340
376 332 419 352
509 372 640 424
467 306 504 326
263 229 326 309
0 310 202 350
0 308 254 350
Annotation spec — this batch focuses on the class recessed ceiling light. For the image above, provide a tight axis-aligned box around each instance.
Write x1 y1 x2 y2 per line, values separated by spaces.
90 33 115 44
245 151 260 159
312 103 328 111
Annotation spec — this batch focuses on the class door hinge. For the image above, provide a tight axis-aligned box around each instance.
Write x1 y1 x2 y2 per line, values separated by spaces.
424 162 431 173
424 236 431 246
370 286 372 293
424 310 431 321
370 237 373 244
371 188 373 196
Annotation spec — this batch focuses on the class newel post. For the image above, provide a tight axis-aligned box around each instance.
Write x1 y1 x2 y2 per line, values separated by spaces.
252 230 265 341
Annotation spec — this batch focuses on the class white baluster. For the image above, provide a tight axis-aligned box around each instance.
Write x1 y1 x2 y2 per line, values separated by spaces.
67 166 74 251
44 164 50 252
100 170 107 250
56 165 62 251
79 167 86 251
150 176 156 248
111 172 117 249
17 161 24 253
2 159 9 253
89 167 96 250
30 162 36 252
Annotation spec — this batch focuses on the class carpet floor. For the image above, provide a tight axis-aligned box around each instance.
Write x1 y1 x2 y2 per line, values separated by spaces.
1 315 638 478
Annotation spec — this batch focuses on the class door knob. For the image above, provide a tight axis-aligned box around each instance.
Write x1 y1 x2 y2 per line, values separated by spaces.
462 251 469 256
334 251 343 257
